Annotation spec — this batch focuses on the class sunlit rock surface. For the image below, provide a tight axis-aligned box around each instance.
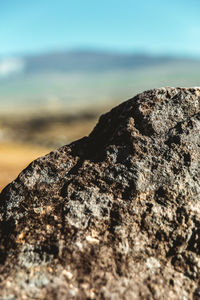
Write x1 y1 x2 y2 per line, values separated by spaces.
0 87 200 299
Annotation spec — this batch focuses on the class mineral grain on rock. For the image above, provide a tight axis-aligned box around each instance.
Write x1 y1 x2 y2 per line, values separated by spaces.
0 87 200 299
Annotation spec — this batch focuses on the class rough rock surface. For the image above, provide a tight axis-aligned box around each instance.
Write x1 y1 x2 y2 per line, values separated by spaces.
0 87 200 299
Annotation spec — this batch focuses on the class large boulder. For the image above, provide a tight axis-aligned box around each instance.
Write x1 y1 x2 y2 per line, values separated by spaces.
0 87 200 299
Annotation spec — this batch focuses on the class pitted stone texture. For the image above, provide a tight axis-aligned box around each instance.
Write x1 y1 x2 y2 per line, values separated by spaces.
0 87 200 299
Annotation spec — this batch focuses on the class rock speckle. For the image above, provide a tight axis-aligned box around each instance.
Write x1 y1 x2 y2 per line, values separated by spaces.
0 87 200 299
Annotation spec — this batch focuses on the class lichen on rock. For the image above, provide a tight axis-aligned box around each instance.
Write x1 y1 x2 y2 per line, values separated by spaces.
0 87 200 299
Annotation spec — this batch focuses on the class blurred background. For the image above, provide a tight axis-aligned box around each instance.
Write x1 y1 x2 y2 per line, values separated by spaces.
0 0 200 190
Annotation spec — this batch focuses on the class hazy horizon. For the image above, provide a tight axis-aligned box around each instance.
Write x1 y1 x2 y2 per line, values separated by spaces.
1 1 200 112
1 47 200 59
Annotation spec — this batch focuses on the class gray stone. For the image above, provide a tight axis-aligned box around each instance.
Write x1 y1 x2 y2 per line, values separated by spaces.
0 87 200 299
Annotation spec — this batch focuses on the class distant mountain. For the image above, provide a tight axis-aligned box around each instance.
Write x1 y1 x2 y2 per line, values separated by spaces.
24 50 188 73
0 50 200 112
0 50 198 77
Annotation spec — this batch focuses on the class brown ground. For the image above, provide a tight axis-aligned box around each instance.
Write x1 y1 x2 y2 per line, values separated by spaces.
0 142 51 191
0 113 98 191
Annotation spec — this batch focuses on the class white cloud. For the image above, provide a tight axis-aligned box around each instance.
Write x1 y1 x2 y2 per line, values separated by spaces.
0 57 25 77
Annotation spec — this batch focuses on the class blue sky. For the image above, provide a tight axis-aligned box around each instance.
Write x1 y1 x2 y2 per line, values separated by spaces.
0 0 200 57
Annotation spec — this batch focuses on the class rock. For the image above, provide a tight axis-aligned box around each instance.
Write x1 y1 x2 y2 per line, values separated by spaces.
0 87 200 299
